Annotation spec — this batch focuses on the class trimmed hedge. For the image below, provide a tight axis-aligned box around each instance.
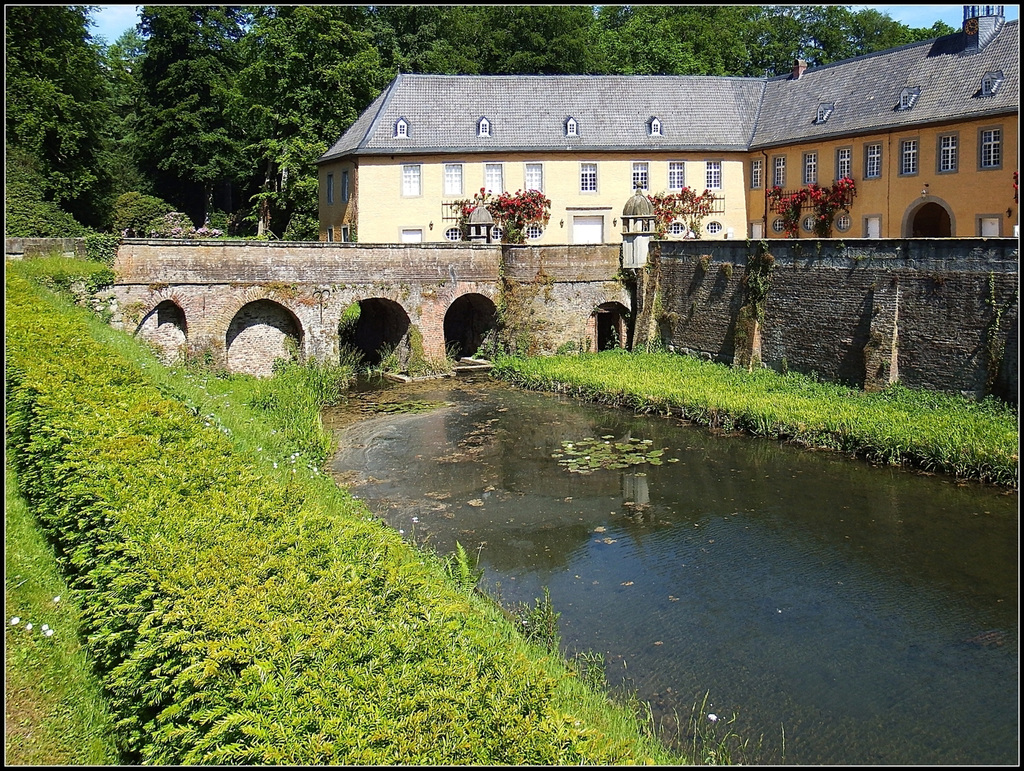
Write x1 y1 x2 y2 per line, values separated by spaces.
5 268 671 765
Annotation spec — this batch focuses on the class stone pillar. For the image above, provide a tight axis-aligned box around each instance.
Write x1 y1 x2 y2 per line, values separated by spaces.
864 281 900 391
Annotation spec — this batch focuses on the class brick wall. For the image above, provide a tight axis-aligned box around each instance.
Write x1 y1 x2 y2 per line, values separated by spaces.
655 238 1019 402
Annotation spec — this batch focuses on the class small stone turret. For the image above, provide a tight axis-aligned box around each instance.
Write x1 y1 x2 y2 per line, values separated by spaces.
621 189 656 268
466 205 494 243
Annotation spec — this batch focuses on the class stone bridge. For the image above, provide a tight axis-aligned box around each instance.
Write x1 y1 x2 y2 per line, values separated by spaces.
106 240 631 376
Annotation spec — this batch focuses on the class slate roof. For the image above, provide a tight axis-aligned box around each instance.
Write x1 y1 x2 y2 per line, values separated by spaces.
752 22 1019 149
319 20 1018 163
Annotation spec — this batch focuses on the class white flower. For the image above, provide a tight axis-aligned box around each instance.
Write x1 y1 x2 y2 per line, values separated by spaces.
10 617 20 626
273 462 278 468
708 714 718 722
25 623 33 631
41 624 49 632
44 629 54 637
53 596 61 604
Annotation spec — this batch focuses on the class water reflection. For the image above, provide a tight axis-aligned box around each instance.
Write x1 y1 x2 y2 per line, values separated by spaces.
327 377 1018 765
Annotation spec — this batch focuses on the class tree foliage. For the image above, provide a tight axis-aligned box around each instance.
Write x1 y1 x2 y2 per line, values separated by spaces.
135 5 248 226
235 6 386 238
5 5 114 228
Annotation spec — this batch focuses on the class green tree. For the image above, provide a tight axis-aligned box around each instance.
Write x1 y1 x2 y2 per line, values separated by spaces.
234 5 387 239
5 5 114 229
99 28 149 199
135 5 248 227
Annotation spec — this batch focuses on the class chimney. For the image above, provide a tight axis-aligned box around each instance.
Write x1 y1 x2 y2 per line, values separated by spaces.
791 59 807 80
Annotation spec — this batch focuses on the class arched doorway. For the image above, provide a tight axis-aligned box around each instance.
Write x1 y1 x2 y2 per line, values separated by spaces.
226 299 303 377
135 300 187 363
907 201 952 237
338 297 411 366
444 293 498 359
592 302 631 351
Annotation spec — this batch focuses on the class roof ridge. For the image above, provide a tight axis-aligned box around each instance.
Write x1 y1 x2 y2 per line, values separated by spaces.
360 73 403 148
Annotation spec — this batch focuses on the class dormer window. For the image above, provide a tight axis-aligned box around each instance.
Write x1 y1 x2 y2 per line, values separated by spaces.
897 87 920 111
394 118 409 138
565 117 578 137
477 117 491 138
982 71 1004 96
649 117 662 136
815 103 834 124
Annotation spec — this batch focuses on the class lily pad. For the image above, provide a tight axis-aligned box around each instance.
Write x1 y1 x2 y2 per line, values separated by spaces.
553 436 676 474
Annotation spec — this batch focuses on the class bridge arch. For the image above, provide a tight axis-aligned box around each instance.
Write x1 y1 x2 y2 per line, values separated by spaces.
444 293 498 359
591 301 631 351
135 299 188 363
226 299 303 377
338 297 412 366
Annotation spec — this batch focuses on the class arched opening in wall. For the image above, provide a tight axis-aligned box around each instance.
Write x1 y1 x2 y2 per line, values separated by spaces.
593 302 630 351
444 293 498 359
226 299 303 377
135 300 188 363
338 298 411 367
907 201 952 237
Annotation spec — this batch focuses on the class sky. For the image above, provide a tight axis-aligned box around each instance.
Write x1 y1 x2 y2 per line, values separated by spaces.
85 4 1021 44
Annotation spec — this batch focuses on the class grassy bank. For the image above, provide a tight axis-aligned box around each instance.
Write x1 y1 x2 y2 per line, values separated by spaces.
5 461 119 765
4 258 684 765
491 350 1019 488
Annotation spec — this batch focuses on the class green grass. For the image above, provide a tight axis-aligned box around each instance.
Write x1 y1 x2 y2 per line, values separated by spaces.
4 258 686 765
492 350 1019 488
5 461 119 765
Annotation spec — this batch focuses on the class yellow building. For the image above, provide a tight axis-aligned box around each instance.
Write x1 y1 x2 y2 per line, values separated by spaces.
319 7 1018 243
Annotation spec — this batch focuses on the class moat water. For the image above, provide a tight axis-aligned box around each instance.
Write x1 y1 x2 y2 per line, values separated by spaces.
325 376 1018 765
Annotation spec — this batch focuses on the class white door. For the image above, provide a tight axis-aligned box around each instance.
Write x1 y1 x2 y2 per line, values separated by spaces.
573 216 604 244
401 228 423 243
980 217 1001 236
750 222 764 239
865 216 881 238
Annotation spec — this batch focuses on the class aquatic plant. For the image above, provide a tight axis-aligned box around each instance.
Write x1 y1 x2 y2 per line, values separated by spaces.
552 436 674 474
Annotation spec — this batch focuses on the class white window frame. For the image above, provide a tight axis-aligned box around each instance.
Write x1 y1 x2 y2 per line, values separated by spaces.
938 134 958 173
525 163 544 192
750 159 762 190
402 164 422 197
898 88 920 110
477 117 490 138
705 160 722 190
444 163 464 196
864 143 882 179
980 127 1002 169
650 117 662 136
632 162 649 192
484 163 504 193
982 72 1003 96
773 155 786 188
803 152 818 185
669 161 686 191
580 162 598 193
394 118 409 139
900 138 918 176
566 117 578 137
836 147 851 180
